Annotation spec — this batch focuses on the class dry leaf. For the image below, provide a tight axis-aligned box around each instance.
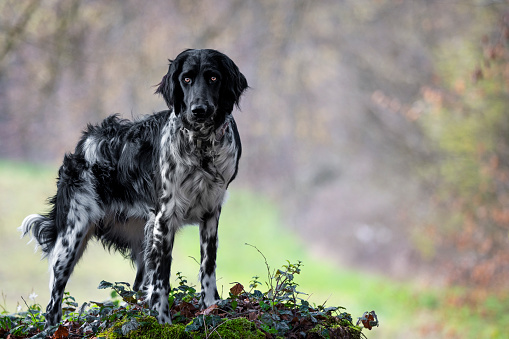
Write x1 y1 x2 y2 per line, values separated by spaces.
248 311 258 321
53 324 69 339
198 304 218 316
174 301 197 318
230 283 244 296
357 310 379 330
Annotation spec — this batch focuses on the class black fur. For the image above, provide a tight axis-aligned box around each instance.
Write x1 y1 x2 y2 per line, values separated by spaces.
19 49 248 327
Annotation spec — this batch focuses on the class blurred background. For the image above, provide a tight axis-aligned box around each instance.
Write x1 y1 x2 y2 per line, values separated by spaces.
1 0 509 337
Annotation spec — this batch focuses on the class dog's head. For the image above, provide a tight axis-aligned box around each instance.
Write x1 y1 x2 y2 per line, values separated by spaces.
156 49 248 129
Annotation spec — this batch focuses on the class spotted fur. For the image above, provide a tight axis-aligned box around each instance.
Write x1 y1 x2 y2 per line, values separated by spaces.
19 49 248 326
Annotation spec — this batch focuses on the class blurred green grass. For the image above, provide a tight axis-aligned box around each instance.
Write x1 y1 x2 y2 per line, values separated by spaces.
0 160 507 338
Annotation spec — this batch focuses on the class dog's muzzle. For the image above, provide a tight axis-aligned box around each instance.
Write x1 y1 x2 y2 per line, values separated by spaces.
190 103 215 122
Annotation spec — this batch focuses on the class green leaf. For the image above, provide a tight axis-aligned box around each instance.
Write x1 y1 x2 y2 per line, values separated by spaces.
185 317 204 332
275 321 290 333
278 309 292 316
253 290 263 299
121 317 139 336
168 295 175 309
97 281 113 290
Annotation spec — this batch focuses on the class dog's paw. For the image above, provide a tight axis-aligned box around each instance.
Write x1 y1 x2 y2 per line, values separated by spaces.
156 312 172 325
199 293 220 310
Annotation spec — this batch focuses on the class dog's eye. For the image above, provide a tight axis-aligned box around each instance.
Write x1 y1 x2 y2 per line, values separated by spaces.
184 77 192 84
210 76 217 82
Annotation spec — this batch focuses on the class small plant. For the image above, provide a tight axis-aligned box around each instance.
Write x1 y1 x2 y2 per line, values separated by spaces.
0 293 45 338
1 247 375 338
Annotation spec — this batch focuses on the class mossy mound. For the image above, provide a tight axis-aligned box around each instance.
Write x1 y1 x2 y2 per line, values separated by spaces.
97 316 264 339
308 323 362 339
97 316 189 339
1 264 370 339
201 317 264 339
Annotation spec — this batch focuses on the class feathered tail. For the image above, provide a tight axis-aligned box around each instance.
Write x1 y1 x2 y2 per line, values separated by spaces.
19 213 58 257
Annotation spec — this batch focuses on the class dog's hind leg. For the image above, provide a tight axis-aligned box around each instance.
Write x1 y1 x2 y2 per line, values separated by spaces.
139 212 155 293
45 194 100 327
131 236 146 292
198 208 221 309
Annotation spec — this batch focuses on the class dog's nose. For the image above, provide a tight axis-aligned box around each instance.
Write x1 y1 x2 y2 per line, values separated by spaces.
191 104 207 115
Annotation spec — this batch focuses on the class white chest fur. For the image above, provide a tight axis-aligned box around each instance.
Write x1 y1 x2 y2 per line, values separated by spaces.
158 114 238 224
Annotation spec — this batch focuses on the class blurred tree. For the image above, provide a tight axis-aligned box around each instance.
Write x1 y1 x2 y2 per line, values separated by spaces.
0 0 41 65
2 0 507 279
418 9 509 290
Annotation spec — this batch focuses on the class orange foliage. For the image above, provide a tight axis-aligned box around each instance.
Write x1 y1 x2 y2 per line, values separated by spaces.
422 13 509 291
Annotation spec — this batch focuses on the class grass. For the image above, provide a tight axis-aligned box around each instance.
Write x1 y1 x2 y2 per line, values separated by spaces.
1 160 508 338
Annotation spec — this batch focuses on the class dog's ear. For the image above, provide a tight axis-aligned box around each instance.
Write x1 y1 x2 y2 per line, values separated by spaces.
219 54 249 114
155 57 184 114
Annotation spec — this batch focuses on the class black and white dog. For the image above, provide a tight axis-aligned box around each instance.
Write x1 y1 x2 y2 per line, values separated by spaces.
19 49 248 326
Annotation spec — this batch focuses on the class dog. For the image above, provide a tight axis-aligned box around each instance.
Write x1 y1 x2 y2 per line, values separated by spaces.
19 49 248 326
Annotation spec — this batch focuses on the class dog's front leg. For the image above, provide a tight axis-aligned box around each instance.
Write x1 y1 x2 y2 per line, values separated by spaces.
199 208 221 309
145 211 175 324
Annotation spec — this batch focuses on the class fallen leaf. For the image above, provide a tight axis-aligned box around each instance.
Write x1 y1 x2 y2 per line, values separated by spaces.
53 324 69 339
357 310 379 330
198 303 218 316
248 311 258 321
230 283 244 296
174 301 197 318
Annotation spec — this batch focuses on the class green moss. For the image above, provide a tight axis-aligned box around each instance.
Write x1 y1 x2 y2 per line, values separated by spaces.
209 318 264 339
308 324 328 338
97 316 191 339
96 317 126 339
308 323 362 339
97 316 265 339
129 319 190 339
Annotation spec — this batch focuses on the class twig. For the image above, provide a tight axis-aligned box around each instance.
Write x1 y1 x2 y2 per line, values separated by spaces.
245 243 273 296
206 317 232 339
0 292 8 313
320 294 332 308
21 296 38 324
203 314 207 338
189 255 200 265
245 243 279 314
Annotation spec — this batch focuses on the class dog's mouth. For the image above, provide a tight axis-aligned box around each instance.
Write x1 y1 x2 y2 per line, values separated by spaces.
192 114 212 123
189 113 215 126
182 110 217 135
